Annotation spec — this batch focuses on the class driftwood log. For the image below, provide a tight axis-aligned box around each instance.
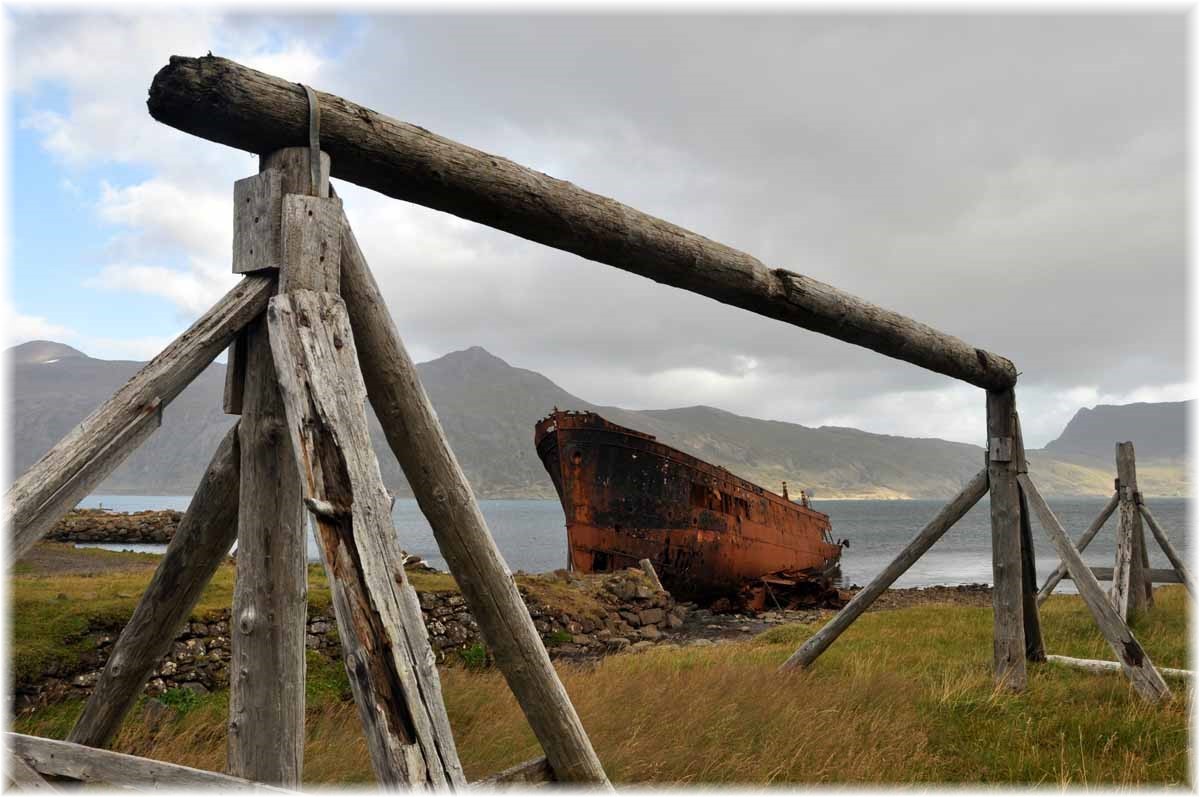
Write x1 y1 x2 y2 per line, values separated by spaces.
1036 492 1119 605
147 54 1017 391
1012 413 1044 662
268 290 465 788
780 468 989 671
1045 654 1192 681
1018 473 1170 702
6 276 271 560
69 424 241 749
1114 442 1151 614
337 213 609 785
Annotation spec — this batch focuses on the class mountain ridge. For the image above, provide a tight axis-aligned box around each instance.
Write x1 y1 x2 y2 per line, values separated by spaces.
6 342 1190 499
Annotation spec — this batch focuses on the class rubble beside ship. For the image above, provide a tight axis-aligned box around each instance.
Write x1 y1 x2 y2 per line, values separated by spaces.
535 409 847 610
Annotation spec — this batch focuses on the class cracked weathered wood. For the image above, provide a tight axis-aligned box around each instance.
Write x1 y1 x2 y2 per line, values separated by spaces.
223 331 247 414
1114 442 1149 616
147 54 1017 391
227 307 307 787
1018 473 1170 702
1036 492 1119 605
268 290 464 788
337 214 609 786
1139 503 1194 596
226 149 321 788
6 275 271 561
68 424 240 749
278 195 342 293
8 733 292 792
780 468 988 671
987 389 1025 690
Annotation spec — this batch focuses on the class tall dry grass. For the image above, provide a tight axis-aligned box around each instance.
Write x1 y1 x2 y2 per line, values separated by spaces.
13 588 1191 786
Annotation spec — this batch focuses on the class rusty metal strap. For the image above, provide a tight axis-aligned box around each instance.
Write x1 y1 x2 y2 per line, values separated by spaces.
300 83 321 196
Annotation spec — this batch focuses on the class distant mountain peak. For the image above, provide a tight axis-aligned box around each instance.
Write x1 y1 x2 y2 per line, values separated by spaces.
433 346 512 368
7 340 88 365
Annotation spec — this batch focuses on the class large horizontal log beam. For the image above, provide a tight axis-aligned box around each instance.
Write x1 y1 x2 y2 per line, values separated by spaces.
147 55 1017 391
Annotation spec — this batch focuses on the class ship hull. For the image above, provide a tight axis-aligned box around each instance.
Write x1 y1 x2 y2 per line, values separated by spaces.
535 411 842 603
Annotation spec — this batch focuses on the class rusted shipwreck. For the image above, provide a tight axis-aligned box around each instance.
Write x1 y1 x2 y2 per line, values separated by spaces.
535 409 846 609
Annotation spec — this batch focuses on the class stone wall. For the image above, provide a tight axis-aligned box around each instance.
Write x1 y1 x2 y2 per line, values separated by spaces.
46 509 182 544
15 568 689 710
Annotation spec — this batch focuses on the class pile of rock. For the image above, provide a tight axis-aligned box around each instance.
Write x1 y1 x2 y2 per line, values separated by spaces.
13 567 690 710
46 509 182 544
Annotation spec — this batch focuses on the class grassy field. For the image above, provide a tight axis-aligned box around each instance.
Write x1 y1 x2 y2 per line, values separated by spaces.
11 543 1191 786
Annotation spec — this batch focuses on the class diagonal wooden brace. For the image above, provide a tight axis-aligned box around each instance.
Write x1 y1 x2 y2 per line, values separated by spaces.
268 290 465 788
1018 473 1170 701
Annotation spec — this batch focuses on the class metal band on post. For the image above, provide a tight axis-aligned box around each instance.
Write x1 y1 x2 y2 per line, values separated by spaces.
300 84 321 196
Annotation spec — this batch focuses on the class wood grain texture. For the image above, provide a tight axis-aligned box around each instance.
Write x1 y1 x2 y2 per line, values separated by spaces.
1139 504 1195 596
7 751 57 792
987 390 1025 690
68 424 241 749
278 195 342 293
261 147 329 197
780 468 988 671
1035 492 1118 605
1018 473 1170 702
6 275 271 560
267 290 465 788
475 756 554 787
232 169 282 274
12 399 161 564
1045 655 1191 681
337 215 609 786
147 54 1017 391
1114 442 1148 616
8 733 294 793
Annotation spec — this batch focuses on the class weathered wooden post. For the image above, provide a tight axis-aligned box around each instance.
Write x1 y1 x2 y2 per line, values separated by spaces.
269 290 465 787
225 147 329 786
1113 441 1151 617
987 389 1026 689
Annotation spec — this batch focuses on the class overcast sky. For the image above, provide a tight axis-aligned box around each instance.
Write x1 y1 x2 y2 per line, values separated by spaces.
6 11 1189 448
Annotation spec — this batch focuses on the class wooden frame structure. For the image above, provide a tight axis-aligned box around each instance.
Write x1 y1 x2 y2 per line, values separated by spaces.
3 53 1182 789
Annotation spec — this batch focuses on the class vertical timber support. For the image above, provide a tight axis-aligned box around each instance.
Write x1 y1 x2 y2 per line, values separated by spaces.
268 290 464 788
987 389 1026 690
1012 413 1044 662
1113 442 1150 617
227 147 329 786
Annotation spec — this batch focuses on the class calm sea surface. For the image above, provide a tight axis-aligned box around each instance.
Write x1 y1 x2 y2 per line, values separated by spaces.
77 495 1191 593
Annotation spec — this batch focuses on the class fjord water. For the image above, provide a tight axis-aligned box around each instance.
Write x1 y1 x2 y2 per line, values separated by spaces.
78 495 1189 592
